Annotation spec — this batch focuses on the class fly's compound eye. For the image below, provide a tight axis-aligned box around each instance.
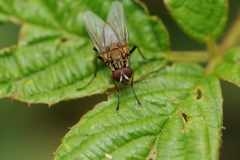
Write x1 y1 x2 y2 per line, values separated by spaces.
122 68 133 79
113 70 121 82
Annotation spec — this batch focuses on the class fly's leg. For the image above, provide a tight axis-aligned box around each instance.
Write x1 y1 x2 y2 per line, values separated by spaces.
113 79 120 111
130 46 160 61
93 47 98 53
77 54 103 91
129 46 147 59
130 73 141 106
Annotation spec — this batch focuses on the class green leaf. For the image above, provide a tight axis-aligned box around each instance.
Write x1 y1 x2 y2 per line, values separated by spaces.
216 46 240 86
0 0 169 104
54 64 223 160
164 0 228 42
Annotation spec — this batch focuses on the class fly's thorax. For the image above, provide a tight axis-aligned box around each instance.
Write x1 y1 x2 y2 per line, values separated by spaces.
113 68 133 85
101 44 130 71
122 45 130 55
101 52 109 62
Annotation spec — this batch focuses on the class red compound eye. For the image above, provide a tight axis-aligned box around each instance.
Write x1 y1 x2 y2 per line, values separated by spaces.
122 68 132 79
113 70 121 82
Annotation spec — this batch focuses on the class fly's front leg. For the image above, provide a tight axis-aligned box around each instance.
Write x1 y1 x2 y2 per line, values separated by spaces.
130 46 159 61
130 46 147 59
130 73 141 106
77 55 103 91
93 47 98 53
112 79 120 111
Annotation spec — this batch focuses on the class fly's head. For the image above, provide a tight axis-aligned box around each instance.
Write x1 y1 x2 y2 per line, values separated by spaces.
113 68 133 85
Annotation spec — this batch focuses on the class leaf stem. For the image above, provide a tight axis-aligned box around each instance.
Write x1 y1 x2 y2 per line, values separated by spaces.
205 56 222 74
219 9 240 55
165 51 209 62
205 39 220 74
207 39 217 57
205 9 240 74
165 9 240 73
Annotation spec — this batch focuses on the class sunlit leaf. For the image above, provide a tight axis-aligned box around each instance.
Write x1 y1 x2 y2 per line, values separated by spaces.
54 64 223 160
0 0 169 104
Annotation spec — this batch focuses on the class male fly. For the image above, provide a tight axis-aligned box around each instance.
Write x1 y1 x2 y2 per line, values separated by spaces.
79 1 146 110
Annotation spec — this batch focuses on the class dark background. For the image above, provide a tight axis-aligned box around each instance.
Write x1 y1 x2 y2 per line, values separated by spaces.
0 0 239 159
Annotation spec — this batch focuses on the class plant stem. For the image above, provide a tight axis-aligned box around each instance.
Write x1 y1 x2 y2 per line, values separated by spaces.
165 51 209 62
207 39 217 57
166 9 240 72
205 56 222 74
205 39 220 74
219 9 240 55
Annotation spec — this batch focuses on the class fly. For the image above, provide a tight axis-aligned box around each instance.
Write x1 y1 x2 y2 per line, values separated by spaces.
78 1 147 110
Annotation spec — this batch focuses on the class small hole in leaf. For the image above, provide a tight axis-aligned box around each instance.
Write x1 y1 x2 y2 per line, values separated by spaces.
181 113 188 122
196 88 202 99
60 37 68 42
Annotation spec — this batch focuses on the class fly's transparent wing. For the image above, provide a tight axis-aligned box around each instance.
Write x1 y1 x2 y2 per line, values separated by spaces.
103 24 118 48
107 1 129 46
82 11 106 53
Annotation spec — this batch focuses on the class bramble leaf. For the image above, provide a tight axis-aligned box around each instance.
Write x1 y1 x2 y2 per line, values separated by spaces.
164 0 228 42
216 46 240 86
54 64 223 160
0 0 168 104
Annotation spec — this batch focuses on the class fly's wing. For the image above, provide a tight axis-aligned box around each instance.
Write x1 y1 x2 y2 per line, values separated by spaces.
107 1 128 46
103 24 118 48
82 11 106 53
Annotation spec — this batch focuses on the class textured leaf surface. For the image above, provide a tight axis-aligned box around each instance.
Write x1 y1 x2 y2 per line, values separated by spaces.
54 64 223 160
164 0 227 42
0 0 169 104
216 46 240 86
